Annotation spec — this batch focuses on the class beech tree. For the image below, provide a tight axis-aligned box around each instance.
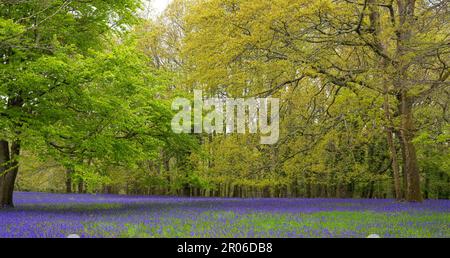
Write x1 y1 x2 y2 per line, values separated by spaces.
0 0 141 207
180 0 449 201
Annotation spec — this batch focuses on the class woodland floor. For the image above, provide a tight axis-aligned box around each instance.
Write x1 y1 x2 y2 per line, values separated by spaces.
0 192 448 238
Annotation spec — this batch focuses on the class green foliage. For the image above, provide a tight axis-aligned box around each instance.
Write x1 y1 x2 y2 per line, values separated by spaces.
4 0 449 199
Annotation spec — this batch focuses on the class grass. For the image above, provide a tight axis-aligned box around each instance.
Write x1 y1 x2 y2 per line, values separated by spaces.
118 210 449 238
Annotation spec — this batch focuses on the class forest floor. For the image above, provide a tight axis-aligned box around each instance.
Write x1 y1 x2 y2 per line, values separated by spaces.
0 192 449 238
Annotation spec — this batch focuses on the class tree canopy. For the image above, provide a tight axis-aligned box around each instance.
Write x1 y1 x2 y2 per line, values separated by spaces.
1 0 448 205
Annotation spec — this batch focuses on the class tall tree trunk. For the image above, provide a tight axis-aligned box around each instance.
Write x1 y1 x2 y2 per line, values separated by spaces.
0 140 20 208
1 93 25 208
397 133 409 199
386 130 402 200
6 141 20 205
306 183 311 198
383 96 402 200
368 181 375 199
0 140 11 208
66 168 73 193
398 93 422 202
424 173 430 199
394 0 422 202
367 0 403 200
78 180 84 194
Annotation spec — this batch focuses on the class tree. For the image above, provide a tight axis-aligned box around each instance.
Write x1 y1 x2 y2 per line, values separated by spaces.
180 0 449 201
0 0 141 207
38 39 184 192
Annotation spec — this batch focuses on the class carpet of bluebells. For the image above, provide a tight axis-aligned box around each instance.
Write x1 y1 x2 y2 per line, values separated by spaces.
0 192 449 238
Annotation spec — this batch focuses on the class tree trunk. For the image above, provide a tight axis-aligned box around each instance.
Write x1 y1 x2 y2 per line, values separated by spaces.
393 0 422 202
0 140 11 208
398 93 422 202
368 0 403 201
78 180 84 194
66 168 73 193
397 135 409 199
0 140 20 208
384 97 402 200
368 181 375 199
424 173 430 199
